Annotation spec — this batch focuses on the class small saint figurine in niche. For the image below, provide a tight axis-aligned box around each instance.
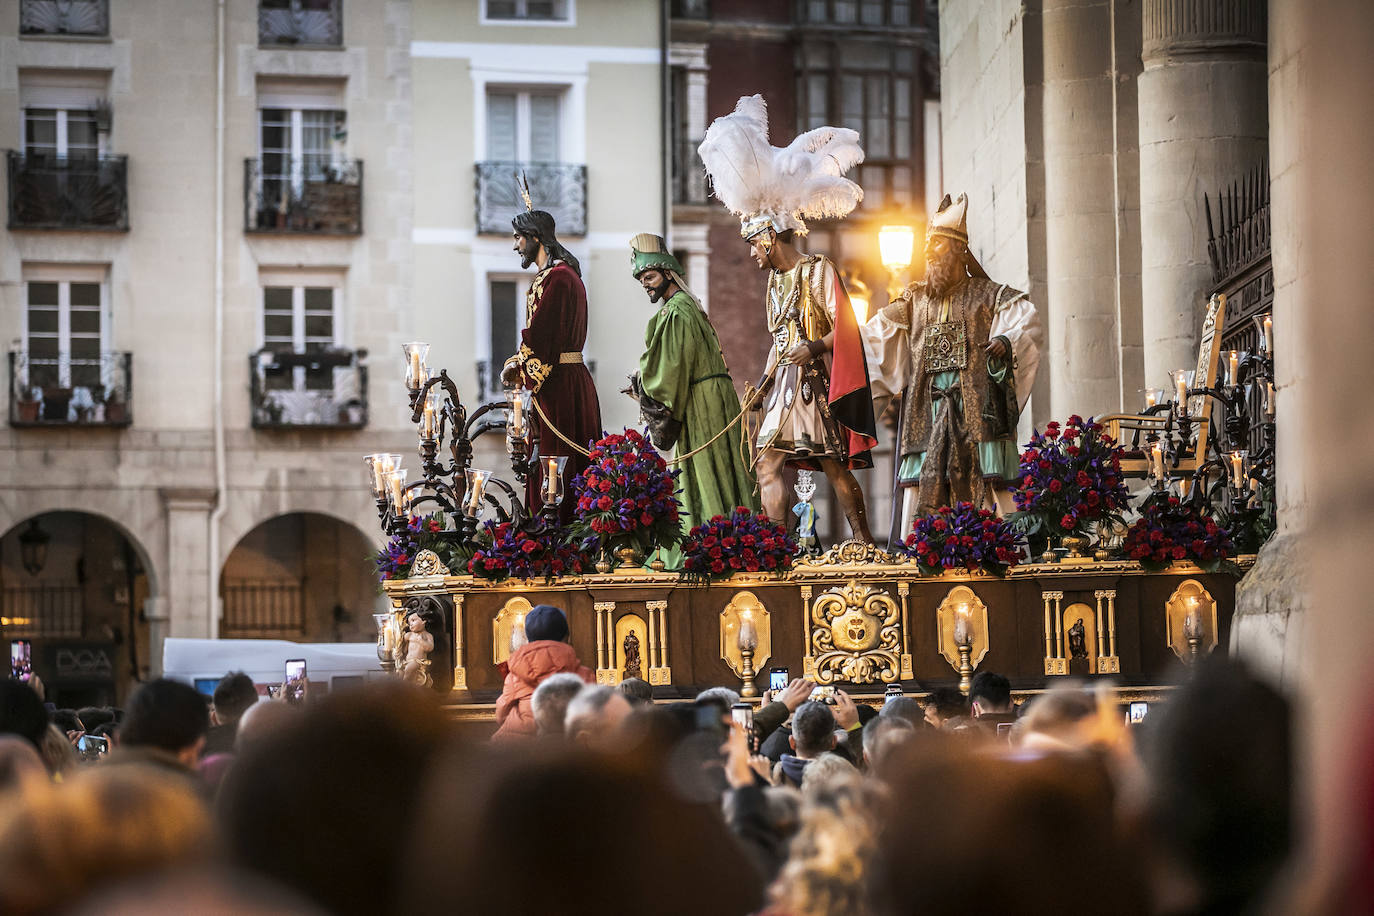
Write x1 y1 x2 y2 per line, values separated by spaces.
623 630 642 681
401 608 436 688
1067 617 1090 676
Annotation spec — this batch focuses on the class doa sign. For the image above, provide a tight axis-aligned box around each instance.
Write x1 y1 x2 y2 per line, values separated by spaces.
48 643 115 682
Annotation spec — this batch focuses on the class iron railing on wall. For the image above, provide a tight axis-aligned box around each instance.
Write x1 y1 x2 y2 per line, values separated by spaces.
220 580 306 638
244 158 363 235
20 0 108 36
259 0 342 47
1 583 83 638
7 151 128 231
250 348 368 430
1206 159 1272 456
475 161 587 237
9 351 133 427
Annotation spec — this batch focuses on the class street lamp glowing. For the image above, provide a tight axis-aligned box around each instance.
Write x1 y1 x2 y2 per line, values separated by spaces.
878 225 915 272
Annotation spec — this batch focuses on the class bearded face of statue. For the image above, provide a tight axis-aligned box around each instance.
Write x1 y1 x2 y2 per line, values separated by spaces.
924 236 967 296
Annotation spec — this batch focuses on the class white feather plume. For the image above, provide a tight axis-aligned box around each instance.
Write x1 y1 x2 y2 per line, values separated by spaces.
697 95 864 234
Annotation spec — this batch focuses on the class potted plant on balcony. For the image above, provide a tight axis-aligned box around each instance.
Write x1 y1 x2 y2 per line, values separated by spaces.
103 388 128 424
41 385 72 422
342 398 365 426
14 386 40 423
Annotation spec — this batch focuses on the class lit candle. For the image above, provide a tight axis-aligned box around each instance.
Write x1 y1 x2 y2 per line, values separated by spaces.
1266 381 1276 418
1145 389 1157 408
953 604 971 647
1229 453 1244 490
1228 350 1239 386
388 469 406 509
738 614 758 652
1151 443 1164 482
510 394 523 435
464 483 483 516
543 457 560 504
409 348 422 387
1174 371 1189 413
1263 316 1273 354
368 456 384 494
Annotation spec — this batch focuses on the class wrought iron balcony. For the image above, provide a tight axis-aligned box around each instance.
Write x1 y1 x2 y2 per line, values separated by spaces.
245 158 363 235
476 161 586 237
251 348 368 430
259 0 343 47
7 152 128 231
20 0 109 36
9 351 132 428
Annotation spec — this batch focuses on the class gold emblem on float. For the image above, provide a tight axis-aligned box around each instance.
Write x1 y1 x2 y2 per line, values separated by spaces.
807 580 900 684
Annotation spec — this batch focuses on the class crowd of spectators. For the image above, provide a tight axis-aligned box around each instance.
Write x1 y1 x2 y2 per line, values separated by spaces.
0 606 1301 915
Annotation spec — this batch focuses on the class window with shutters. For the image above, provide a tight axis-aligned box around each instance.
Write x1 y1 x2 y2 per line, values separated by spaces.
485 89 562 163
479 275 530 402
483 0 572 23
23 273 106 391
262 284 339 392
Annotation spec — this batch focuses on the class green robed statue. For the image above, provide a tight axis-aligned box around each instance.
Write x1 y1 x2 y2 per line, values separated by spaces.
625 234 760 562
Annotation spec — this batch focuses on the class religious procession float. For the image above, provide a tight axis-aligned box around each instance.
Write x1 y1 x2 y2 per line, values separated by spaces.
366 96 1274 714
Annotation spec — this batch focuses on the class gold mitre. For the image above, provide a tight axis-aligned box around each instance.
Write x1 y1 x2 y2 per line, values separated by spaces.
927 192 969 243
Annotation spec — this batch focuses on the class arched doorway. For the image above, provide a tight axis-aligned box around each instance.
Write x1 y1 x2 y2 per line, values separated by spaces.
0 511 154 706
220 512 385 643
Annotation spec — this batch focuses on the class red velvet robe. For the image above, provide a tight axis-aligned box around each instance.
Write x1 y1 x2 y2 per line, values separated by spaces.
509 261 603 523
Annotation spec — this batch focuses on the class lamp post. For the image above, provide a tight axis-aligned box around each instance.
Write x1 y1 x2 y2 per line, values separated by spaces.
878 224 915 300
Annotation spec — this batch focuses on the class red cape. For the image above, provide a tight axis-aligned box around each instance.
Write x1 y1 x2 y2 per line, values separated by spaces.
827 271 878 469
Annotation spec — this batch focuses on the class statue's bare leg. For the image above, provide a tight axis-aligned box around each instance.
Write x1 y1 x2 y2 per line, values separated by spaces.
757 447 789 524
820 458 874 544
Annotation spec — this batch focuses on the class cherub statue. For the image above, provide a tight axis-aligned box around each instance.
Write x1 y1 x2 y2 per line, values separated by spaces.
400 609 435 688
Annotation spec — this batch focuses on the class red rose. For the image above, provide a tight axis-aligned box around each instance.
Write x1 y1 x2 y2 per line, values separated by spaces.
1171 546 1187 560
1022 475 1035 488
932 518 948 532
598 479 613 493
1086 491 1101 506
710 559 725 574
1049 479 1063 493
1066 445 1081 456
640 512 653 526
1039 460 1053 471
1060 514 1077 530
521 539 537 554
1190 539 1205 555
596 496 612 510
915 541 930 555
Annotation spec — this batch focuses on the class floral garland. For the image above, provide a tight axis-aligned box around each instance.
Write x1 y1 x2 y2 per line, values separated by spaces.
680 507 798 583
898 502 1023 576
468 515 587 583
374 513 469 582
1121 495 1236 573
572 428 683 561
1010 415 1132 541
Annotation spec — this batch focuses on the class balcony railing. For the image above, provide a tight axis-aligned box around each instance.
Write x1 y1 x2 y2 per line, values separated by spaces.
476 161 586 237
251 348 368 430
7 151 128 231
258 0 342 47
20 0 109 36
9 351 132 427
245 158 363 235
673 137 708 205
221 580 306 638
1 583 83 638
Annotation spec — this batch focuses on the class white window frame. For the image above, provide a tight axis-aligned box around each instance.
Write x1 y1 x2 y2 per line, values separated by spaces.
478 272 531 363
484 87 564 162
259 269 345 393
20 72 110 158
256 79 347 194
20 264 110 391
480 0 575 27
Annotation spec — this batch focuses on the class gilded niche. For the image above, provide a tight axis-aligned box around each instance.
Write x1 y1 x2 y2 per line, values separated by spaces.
808 581 901 684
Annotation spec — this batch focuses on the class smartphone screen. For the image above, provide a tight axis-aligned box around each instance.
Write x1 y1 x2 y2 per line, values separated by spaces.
284 658 307 704
730 702 754 731
768 667 788 692
10 640 32 682
1129 701 1148 723
76 734 108 759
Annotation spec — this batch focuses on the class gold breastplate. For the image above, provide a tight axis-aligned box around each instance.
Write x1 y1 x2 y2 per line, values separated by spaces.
922 295 968 374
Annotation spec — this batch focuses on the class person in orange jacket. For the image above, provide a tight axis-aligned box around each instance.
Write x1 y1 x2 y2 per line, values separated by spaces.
493 605 593 741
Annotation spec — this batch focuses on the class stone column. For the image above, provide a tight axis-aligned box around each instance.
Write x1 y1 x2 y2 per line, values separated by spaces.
1042 0 1122 418
159 488 217 638
1138 0 1267 389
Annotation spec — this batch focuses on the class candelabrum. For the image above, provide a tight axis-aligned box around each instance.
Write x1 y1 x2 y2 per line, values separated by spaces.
1139 313 1277 542
1183 604 1204 663
953 604 973 695
364 342 554 550
737 613 760 698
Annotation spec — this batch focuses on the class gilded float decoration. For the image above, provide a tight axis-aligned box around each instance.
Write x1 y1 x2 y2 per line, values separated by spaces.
807 580 901 685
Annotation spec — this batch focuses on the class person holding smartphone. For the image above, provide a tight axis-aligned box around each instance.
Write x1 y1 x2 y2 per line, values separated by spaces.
752 676 815 749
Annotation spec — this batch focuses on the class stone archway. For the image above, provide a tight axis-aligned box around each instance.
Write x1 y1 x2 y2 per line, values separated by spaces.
219 512 385 643
0 510 157 704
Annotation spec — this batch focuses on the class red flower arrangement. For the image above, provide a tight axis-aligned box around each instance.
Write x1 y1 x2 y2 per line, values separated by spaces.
572 429 683 561
375 512 468 582
680 507 798 583
899 502 1023 576
1010 415 1132 543
1121 496 1235 573
468 515 587 583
